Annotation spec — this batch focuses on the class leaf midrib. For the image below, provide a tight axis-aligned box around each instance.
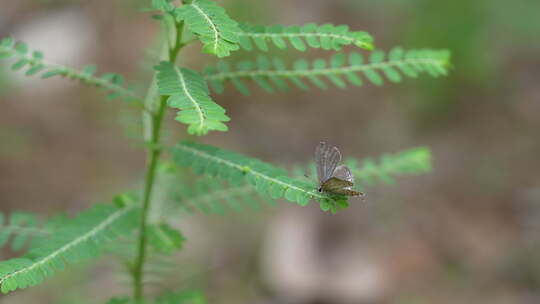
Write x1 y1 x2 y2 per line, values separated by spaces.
190 1 220 54
204 57 446 80
236 31 370 48
0 206 134 286
0 45 138 100
176 144 327 200
174 66 206 132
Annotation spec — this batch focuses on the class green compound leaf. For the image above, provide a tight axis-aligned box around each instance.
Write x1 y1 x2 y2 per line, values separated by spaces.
171 141 348 213
203 48 451 95
0 212 42 252
0 36 140 102
237 23 374 52
146 223 185 254
300 146 432 190
155 61 230 135
175 0 241 58
0 204 140 294
171 175 276 215
347 146 432 186
165 146 432 217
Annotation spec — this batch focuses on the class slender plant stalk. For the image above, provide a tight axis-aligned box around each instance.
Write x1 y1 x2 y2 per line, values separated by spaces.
132 19 185 303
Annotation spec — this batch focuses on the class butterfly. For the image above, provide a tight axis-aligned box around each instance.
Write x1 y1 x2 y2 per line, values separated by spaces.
315 141 363 196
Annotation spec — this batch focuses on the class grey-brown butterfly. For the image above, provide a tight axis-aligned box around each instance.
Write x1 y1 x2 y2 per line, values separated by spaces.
315 141 363 196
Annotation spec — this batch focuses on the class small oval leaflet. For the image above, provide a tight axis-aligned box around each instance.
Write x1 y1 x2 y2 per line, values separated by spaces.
315 141 364 196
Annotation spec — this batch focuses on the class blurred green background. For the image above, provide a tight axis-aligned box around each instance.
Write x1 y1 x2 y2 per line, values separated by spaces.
1 0 540 303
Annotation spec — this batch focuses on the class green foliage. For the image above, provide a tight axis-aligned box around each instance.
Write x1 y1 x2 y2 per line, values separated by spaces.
169 146 432 215
299 147 432 189
0 212 68 252
237 23 374 52
146 223 185 254
156 290 207 304
171 141 349 213
155 62 230 135
346 147 432 186
174 0 242 57
0 0 450 300
106 298 131 304
0 212 42 252
204 48 451 95
151 0 175 12
171 175 275 215
104 290 206 304
0 37 139 102
0 203 140 294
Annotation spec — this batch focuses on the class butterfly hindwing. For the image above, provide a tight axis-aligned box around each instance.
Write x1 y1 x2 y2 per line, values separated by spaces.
332 165 355 184
332 188 363 196
321 177 363 196
321 177 353 192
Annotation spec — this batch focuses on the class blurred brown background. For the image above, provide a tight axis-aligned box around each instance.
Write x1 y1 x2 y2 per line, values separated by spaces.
1 0 540 303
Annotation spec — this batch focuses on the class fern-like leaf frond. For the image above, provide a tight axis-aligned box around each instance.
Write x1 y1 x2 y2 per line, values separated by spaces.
347 146 432 186
175 0 242 58
164 146 431 216
0 37 141 102
171 141 349 213
203 48 451 95
156 62 230 135
0 203 140 294
0 212 45 252
237 23 374 52
171 176 275 215
146 223 185 254
301 147 431 189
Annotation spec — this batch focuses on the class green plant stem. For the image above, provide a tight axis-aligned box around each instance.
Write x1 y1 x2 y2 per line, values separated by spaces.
132 19 184 303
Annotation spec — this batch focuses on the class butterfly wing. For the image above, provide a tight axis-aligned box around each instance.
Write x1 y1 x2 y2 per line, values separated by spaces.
321 177 353 192
321 165 363 196
332 165 355 184
315 141 342 185
321 177 363 196
331 187 363 196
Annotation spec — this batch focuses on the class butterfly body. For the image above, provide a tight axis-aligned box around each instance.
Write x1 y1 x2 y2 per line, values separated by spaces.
315 142 363 197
